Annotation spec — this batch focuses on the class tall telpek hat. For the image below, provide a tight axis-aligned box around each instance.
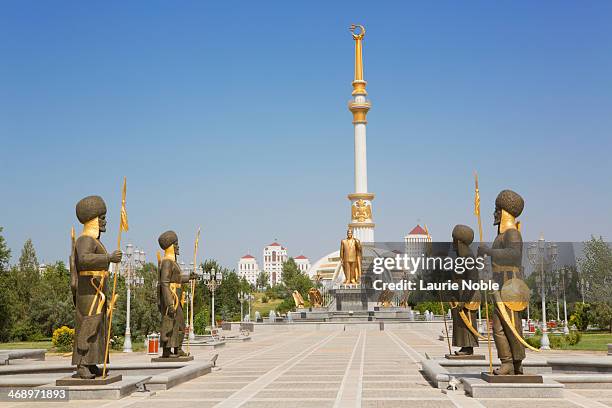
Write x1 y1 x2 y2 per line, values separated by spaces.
495 190 524 217
76 196 107 224
452 224 474 245
158 230 178 250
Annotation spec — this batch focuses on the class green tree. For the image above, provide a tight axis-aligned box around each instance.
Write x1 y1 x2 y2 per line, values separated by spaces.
578 237 612 303
18 238 38 272
256 271 270 289
30 262 74 336
0 226 10 272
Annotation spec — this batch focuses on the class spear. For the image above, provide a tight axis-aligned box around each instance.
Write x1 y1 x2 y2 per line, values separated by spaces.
102 177 129 378
425 224 452 355
474 171 493 374
187 227 200 355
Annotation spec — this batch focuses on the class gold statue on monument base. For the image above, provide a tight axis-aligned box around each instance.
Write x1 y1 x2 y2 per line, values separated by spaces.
308 288 323 308
292 290 305 308
340 228 362 284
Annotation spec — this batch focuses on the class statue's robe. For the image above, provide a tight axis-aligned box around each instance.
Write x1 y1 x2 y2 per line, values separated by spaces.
451 245 480 348
158 259 189 349
489 228 525 364
72 235 110 366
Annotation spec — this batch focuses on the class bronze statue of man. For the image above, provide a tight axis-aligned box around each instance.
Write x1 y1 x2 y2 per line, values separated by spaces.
71 196 122 379
340 228 362 284
478 190 526 375
450 225 479 356
158 231 194 358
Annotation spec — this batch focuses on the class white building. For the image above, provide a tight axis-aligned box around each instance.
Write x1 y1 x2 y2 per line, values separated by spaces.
263 242 287 286
294 255 310 274
238 254 260 286
404 225 431 258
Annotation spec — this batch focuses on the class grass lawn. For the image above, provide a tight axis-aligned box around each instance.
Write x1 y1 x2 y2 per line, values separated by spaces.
566 332 612 351
0 340 53 350
249 292 283 318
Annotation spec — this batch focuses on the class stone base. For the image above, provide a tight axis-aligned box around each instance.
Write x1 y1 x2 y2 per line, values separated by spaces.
47 375 150 400
151 356 194 363
464 377 563 398
445 354 485 360
481 372 543 383
333 286 372 312
56 373 123 386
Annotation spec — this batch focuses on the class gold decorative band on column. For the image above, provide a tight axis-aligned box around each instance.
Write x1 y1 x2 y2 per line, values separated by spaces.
352 80 367 95
348 193 375 200
348 222 375 228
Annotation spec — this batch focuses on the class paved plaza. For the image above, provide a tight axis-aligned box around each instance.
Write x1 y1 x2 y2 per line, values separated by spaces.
1 323 611 408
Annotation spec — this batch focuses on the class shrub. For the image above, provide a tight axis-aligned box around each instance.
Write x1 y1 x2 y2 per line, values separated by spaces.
566 330 581 346
52 326 74 352
569 303 590 331
525 335 541 349
261 295 269 304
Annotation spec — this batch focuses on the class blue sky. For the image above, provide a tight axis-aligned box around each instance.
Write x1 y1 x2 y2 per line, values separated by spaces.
1 1 611 268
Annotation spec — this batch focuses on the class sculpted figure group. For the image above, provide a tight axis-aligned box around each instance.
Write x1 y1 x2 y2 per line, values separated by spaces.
71 196 195 379
449 189 529 376
70 187 529 379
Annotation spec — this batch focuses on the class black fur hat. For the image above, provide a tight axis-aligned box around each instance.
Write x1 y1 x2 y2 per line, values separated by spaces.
76 196 107 224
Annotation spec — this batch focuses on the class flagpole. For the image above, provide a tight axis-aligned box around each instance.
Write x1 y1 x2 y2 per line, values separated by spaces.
102 177 128 379
187 228 200 355
474 171 493 374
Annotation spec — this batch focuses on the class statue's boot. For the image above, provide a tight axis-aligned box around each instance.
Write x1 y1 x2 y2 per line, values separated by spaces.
454 347 474 356
513 360 524 375
76 365 95 379
161 347 173 358
88 365 104 377
493 362 515 375
173 348 188 357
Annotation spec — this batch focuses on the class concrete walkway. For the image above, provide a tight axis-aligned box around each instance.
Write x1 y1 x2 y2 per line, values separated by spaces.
1 324 611 408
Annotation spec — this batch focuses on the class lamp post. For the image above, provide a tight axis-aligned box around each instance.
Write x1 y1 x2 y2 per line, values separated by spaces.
122 244 145 353
528 235 558 350
203 268 222 329
238 291 252 322
561 266 570 334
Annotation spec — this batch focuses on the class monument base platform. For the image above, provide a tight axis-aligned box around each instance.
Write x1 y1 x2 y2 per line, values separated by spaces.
48 375 150 399
464 376 563 398
56 373 122 386
481 372 543 383
445 354 485 360
151 356 194 363
334 286 369 311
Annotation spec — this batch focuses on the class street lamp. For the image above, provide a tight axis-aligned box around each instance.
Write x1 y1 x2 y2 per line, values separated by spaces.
122 244 145 353
203 268 223 329
238 291 250 322
528 235 558 350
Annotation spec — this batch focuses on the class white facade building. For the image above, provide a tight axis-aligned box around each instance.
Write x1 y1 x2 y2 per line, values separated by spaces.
238 254 260 286
404 225 431 258
294 255 311 274
263 242 288 286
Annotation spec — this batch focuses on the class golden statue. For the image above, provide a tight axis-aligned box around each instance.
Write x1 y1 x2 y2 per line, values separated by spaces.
292 290 305 308
340 228 362 284
308 288 323 308
378 289 394 307
351 199 372 222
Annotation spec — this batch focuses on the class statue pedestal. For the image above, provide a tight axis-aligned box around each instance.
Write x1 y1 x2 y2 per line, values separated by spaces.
481 372 543 383
445 354 486 360
151 356 194 363
56 373 122 386
334 286 369 312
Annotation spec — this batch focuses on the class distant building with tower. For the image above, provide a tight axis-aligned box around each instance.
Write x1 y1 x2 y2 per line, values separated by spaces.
404 225 431 258
238 254 260 286
263 242 288 286
294 255 311 274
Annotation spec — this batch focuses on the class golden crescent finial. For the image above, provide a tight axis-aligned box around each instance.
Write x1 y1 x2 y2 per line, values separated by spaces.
349 24 365 40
